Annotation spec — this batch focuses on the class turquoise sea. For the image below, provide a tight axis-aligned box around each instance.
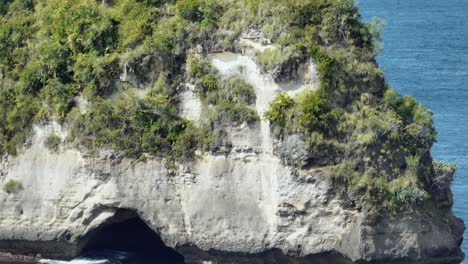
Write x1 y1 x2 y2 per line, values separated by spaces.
359 0 468 261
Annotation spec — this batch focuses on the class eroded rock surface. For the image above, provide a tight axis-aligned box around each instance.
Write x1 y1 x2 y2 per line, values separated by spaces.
0 47 463 264
0 121 463 263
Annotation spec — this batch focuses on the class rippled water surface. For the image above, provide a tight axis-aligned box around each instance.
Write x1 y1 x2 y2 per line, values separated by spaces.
359 0 468 261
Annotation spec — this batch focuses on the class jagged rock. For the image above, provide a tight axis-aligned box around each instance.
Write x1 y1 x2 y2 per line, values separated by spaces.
275 134 308 168
431 162 457 208
267 57 304 82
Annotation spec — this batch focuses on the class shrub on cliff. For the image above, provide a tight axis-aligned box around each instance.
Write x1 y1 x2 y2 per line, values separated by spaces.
217 101 258 125
3 179 23 194
69 91 191 157
264 93 294 129
187 55 259 126
383 88 436 153
266 85 436 215
0 82 40 155
265 91 338 140
44 133 61 152
223 78 256 105
294 90 339 134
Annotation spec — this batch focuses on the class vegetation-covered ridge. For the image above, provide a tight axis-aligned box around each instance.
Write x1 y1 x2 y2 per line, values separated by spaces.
0 0 453 215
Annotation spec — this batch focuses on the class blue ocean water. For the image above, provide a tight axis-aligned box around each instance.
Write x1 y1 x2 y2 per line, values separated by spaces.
359 0 468 261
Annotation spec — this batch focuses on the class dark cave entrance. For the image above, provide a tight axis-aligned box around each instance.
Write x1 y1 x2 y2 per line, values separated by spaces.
80 209 185 263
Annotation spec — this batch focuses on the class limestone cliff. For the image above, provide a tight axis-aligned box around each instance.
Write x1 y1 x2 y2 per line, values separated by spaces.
0 0 464 263
0 123 463 263
0 45 464 263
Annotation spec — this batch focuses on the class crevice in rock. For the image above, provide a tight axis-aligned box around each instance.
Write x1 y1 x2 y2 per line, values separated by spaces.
178 246 355 264
78 208 184 263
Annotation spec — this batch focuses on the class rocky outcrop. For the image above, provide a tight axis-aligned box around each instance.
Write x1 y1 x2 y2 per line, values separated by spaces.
0 45 463 264
431 162 458 209
340 214 464 264
0 119 463 263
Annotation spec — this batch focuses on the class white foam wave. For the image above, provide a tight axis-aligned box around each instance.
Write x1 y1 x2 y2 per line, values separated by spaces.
39 259 109 264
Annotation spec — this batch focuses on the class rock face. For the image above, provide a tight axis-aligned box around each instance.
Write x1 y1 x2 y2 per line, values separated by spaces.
0 48 464 264
0 122 463 263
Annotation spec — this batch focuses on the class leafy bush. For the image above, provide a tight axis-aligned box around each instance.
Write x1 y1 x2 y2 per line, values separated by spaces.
69 91 190 157
3 179 23 194
44 133 61 152
383 87 436 153
175 0 222 25
265 90 338 138
187 55 259 126
223 77 256 104
217 101 258 125
264 93 294 129
187 55 219 101
46 1 117 55
0 84 40 155
314 50 340 93
369 176 429 217
110 0 158 48
294 90 336 133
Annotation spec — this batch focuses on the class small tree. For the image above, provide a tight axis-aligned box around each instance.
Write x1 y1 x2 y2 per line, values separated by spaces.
264 93 294 127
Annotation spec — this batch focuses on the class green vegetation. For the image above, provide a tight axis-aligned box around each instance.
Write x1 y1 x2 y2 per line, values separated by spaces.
0 0 444 216
216 101 258 125
265 91 339 136
433 161 457 177
187 55 259 125
256 45 299 73
0 83 40 154
264 93 295 135
265 87 437 215
44 133 61 152
225 0 384 105
3 179 23 194
69 91 196 159
383 88 436 154
224 77 257 105
0 0 227 158
0 0 378 156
